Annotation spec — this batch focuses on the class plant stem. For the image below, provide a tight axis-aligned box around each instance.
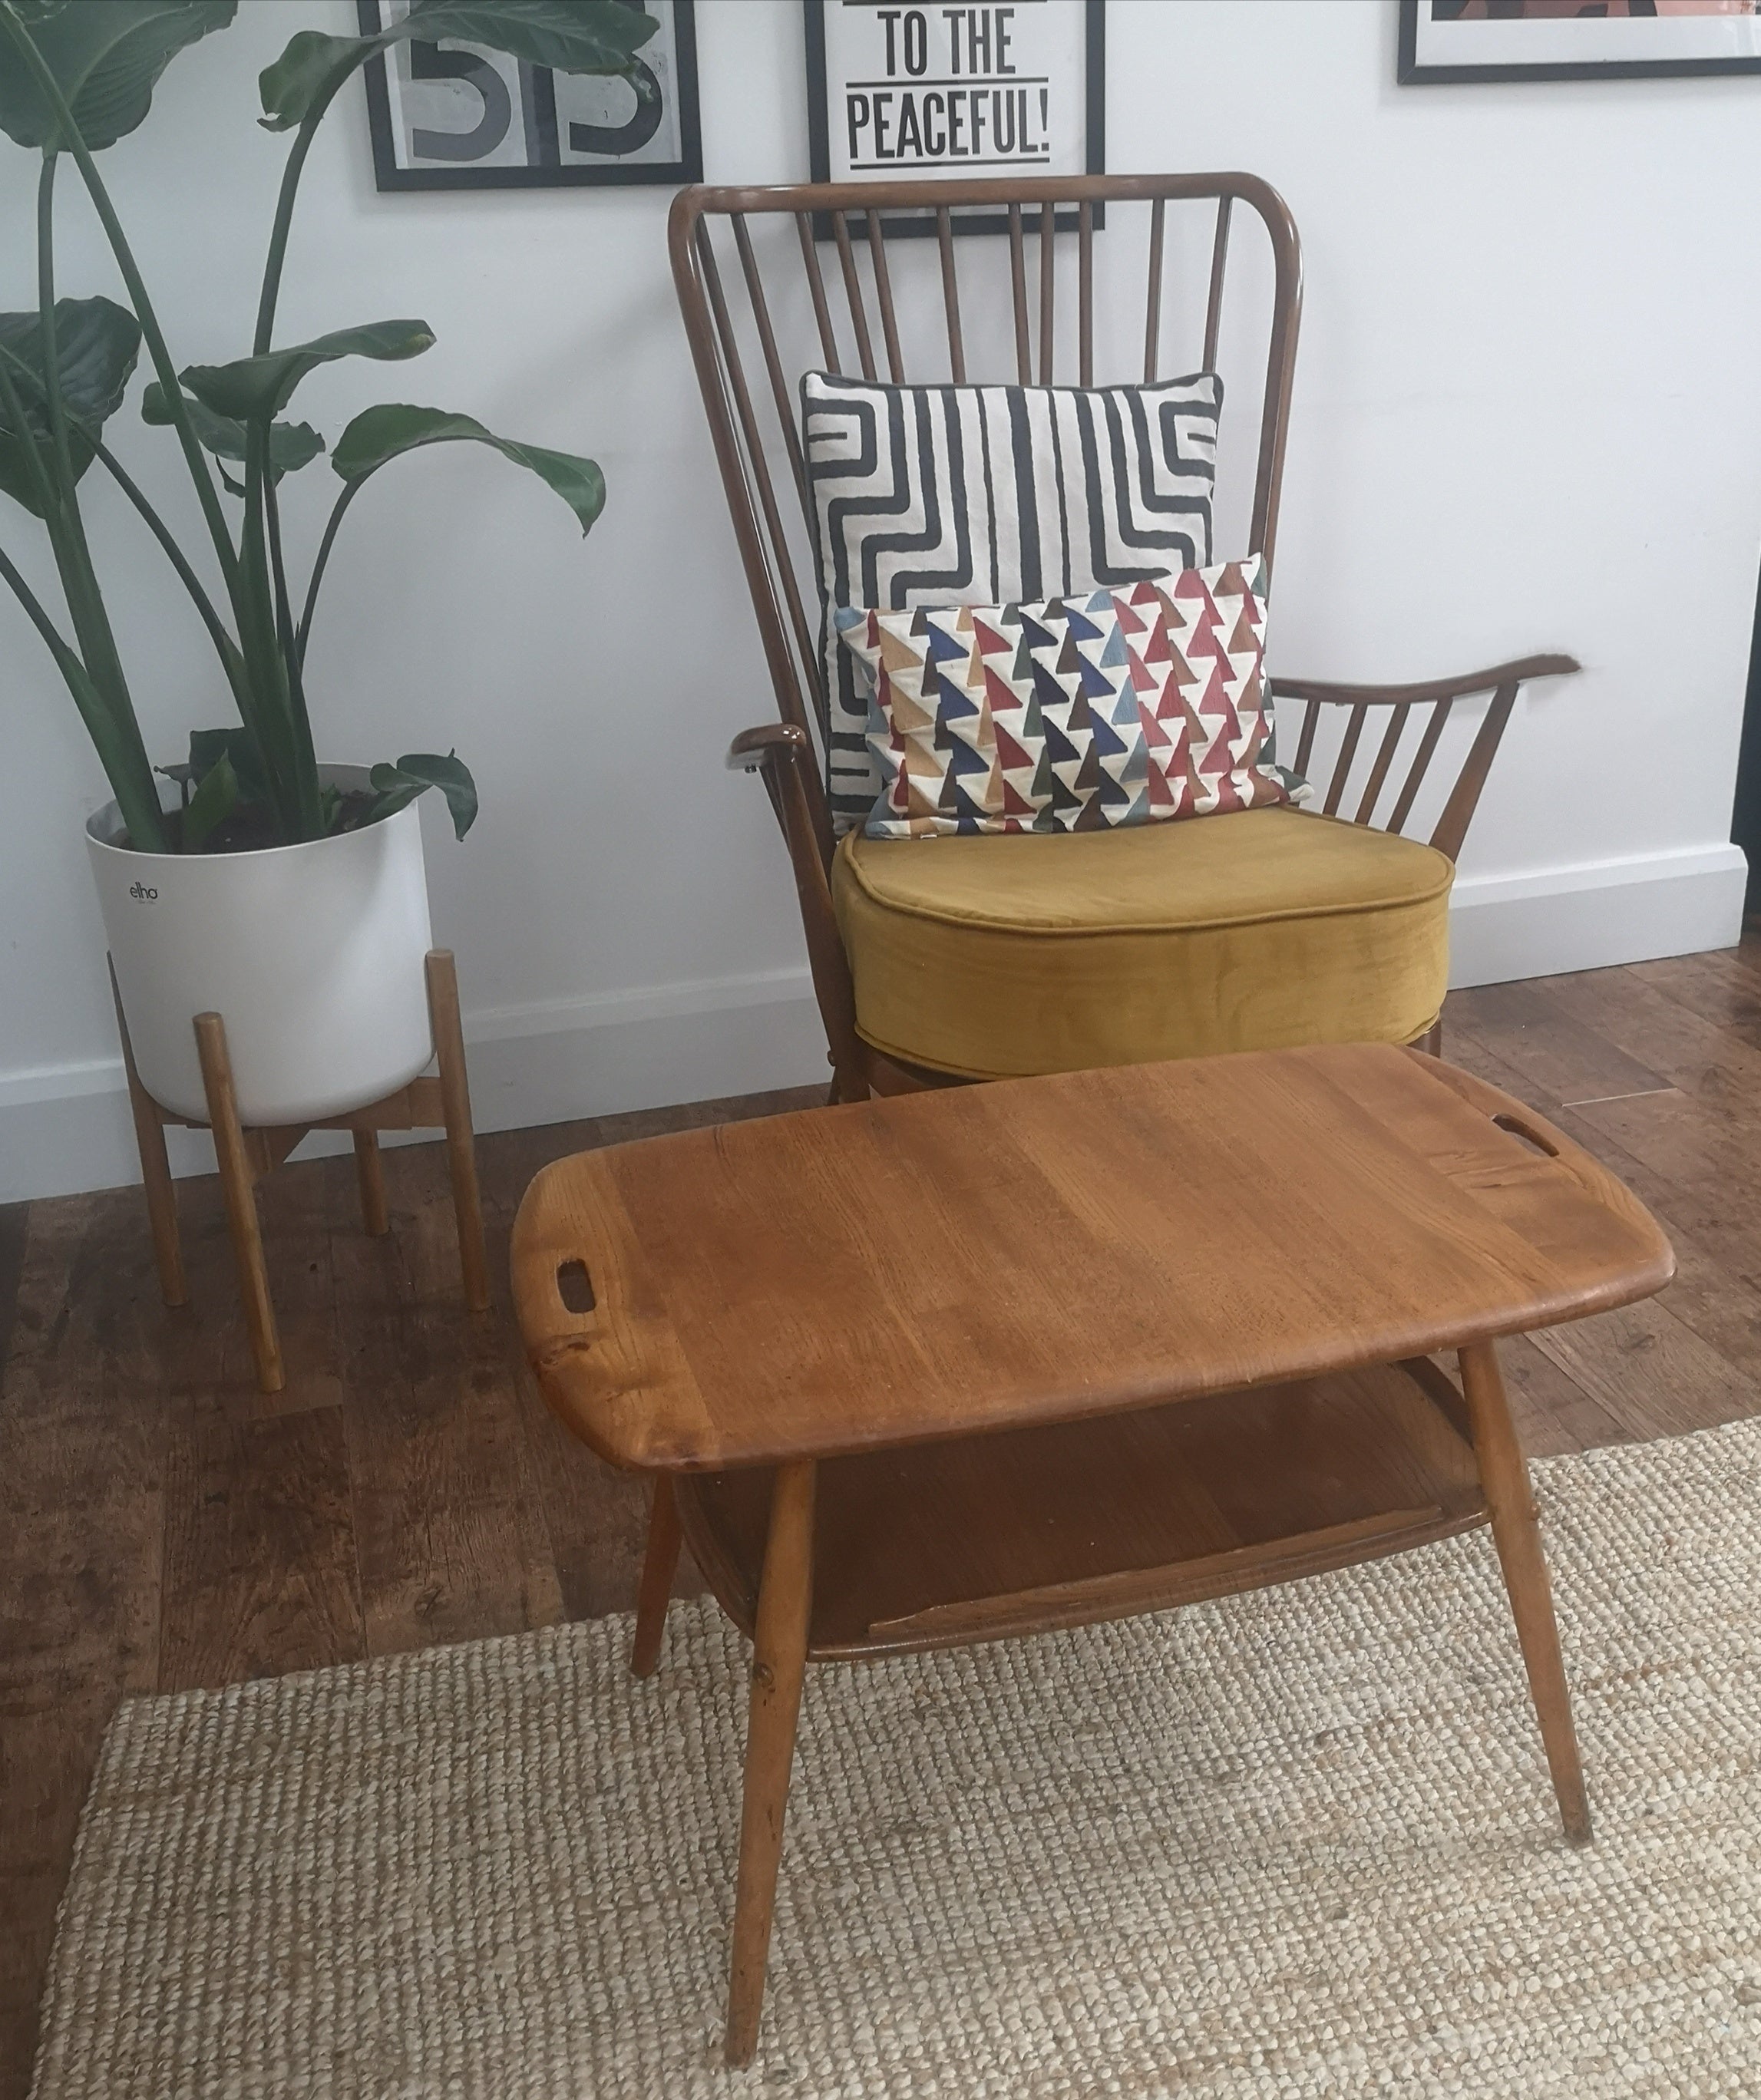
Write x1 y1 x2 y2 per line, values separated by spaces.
91 438 240 671
261 461 318 806
35 154 79 497
0 539 74 665
238 424 319 839
251 90 351 828
263 461 296 663
254 110 332 356
30 153 112 649
296 476 363 667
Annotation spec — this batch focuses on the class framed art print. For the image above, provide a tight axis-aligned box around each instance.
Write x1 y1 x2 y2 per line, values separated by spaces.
805 0 1104 232
359 0 702 190
1399 0 1761 85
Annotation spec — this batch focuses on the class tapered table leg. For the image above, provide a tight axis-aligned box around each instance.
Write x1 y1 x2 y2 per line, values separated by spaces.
353 1128 391 1237
1459 1338 1591 1844
725 1458 816 2066
194 1012 283 1395
630 1474 682 1679
426 949 490 1313
111 966 187 1308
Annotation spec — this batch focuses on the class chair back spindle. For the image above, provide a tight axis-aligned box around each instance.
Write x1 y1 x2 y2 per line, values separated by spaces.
1142 195 1166 382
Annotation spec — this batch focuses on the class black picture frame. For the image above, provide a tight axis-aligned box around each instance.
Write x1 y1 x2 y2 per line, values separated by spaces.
1398 0 1761 86
359 0 702 191
805 0 1105 236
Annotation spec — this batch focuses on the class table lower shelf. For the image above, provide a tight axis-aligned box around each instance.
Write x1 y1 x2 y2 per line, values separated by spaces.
676 1359 1488 1660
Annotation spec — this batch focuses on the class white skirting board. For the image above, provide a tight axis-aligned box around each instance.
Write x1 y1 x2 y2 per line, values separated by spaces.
1445 840 1747 988
1 841 1747 1204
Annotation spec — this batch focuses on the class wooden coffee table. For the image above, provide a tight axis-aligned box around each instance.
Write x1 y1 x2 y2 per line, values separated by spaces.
510 1044 1673 2064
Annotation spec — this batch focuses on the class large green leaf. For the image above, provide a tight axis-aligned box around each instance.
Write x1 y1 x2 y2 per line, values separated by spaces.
0 296 140 516
141 378 323 482
331 403 605 535
180 319 434 425
259 0 658 134
0 297 140 428
0 0 235 152
365 751 477 841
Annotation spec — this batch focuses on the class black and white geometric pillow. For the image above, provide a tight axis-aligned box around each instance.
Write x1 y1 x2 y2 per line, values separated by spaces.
802 369 1223 829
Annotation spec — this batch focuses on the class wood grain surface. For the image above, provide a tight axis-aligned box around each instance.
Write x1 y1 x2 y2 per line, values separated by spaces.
512 1045 1672 1473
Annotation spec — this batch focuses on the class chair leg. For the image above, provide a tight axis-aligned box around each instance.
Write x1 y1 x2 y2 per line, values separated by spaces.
1459 1339 1591 1844
111 965 187 1309
353 1129 390 1237
1416 1018 1445 1058
630 1474 682 1679
425 949 490 1313
193 1012 283 1395
725 1458 817 2067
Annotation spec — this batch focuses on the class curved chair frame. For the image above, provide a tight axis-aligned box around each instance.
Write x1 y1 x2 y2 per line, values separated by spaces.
669 174 1576 1100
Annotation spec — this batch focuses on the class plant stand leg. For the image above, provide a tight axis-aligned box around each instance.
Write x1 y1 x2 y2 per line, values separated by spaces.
630 1474 682 1679
353 1129 390 1237
111 959 187 1309
725 1458 816 2067
426 949 490 1313
194 1012 283 1395
1459 1339 1591 1844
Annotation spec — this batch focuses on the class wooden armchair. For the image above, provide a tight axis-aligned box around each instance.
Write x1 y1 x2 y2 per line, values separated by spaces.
669 174 1575 1101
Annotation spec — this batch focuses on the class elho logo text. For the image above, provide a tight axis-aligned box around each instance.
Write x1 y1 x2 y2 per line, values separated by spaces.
128 880 159 901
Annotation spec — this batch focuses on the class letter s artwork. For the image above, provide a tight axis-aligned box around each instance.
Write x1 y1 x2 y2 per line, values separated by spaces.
359 0 702 192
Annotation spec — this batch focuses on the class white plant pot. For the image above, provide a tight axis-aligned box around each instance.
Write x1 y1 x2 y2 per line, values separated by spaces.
88 764 436 1127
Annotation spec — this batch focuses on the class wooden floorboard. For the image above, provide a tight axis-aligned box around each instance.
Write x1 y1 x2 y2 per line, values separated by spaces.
0 1189 169 2086
0 1203 26 1380
7 954 1761 2091
337 1138 563 1659
159 1396 365 1693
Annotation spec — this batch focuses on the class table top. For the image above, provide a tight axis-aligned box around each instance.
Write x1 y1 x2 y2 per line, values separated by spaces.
510 1045 1673 1473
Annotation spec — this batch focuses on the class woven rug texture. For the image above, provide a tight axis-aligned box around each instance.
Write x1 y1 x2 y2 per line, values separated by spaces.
28 1419 1761 2098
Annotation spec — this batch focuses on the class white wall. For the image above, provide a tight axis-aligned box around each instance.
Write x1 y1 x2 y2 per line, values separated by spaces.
2 0 1756 1200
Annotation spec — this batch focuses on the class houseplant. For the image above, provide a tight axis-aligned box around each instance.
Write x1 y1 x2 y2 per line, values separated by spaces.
0 0 656 1121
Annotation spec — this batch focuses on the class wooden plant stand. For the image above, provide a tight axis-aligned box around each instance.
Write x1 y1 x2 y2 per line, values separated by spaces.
114 947 489 1394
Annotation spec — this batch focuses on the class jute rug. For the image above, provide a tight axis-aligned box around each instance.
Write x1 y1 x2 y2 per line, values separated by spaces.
30 1420 1761 2098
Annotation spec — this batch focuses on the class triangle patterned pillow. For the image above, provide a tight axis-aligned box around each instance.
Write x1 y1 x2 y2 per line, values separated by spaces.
835 555 1303 840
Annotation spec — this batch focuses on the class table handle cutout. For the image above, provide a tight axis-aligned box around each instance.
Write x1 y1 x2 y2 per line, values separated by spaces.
1492 1112 1558 1159
556 1258 597 1315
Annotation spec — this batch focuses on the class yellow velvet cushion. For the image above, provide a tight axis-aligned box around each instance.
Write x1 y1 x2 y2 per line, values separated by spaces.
831 807 1453 1079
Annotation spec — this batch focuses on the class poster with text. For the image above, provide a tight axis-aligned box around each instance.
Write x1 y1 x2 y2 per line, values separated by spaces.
807 1 1103 228
360 0 701 191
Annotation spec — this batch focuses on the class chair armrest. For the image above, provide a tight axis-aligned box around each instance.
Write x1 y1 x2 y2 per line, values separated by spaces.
727 721 812 771
1269 653 1579 709
1270 654 1579 861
